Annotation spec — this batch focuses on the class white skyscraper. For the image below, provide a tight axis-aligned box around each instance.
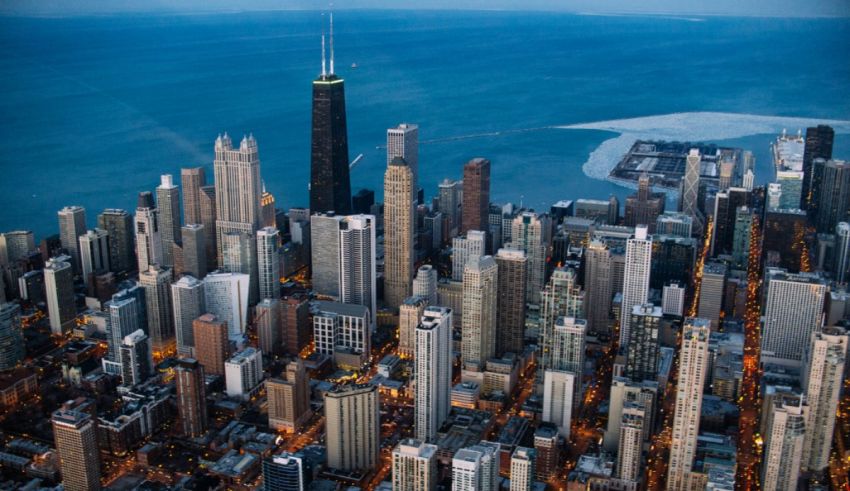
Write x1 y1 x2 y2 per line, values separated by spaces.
213 134 262 258
392 438 438 491
134 192 163 272
44 257 75 335
615 402 645 483
156 174 182 267
225 347 263 400
662 282 686 317
57 205 87 273
452 442 500 491
550 316 586 409
256 226 280 301
801 326 847 473
603 377 658 452
414 306 452 443
509 211 549 305
761 268 827 367
461 256 498 373
78 228 110 278
761 391 807 491
621 225 652 348
452 230 486 281
103 288 144 374
204 271 250 342
171 276 205 357
220 231 258 305
387 123 419 200
412 265 438 306
667 318 711 491
542 369 574 438
119 329 153 387
509 447 536 491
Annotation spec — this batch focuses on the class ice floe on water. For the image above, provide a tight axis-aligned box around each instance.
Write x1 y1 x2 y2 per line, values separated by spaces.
557 112 850 182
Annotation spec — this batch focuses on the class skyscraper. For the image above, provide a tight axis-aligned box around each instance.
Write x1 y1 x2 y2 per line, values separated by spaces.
57 205 86 274
193 313 229 375
399 296 427 358
78 228 110 279
267 359 312 432
542 369 574 438
257 226 280 301
461 256 498 373
761 391 806 491
834 222 850 284
180 223 207 279
156 174 182 267
667 318 710 491
697 261 726 329
204 271 250 341
509 447 536 491
52 405 101 491
263 453 305 491
603 377 658 452
760 268 827 367
814 159 850 234
802 124 834 211
452 442 500 491
214 133 262 248
509 211 548 305
98 209 135 273
452 230 486 281
310 21 351 215
801 326 847 473
0 230 35 266
626 304 661 382
103 287 144 374
412 265 438 306
621 225 652 348
415 306 452 442
624 173 665 232
680 149 704 237
0 302 25 370
387 123 419 201
711 187 749 255
461 158 490 236
44 257 75 335
181 167 206 226
539 268 584 373
495 248 527 355
392 438 438 491
138 265 174 356
438 178 463 237
731 206 753 269
615 401 645 483
171 275 205 357
119 329 153 387
584 240 613 335
135 192 162 272
256 298 281 356
324 384 379 471
384 157 415 310
175 358 208 437
550 316 586 383
199 185 218 271
224 347 263 400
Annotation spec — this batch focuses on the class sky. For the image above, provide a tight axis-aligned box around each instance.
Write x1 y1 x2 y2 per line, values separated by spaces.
1 0 848 17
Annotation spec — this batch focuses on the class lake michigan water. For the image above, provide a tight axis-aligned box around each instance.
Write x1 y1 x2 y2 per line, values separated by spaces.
1 10 849 237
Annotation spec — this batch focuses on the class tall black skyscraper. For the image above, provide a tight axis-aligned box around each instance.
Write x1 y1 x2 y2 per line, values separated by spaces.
310 15 351 215
802 124 834 211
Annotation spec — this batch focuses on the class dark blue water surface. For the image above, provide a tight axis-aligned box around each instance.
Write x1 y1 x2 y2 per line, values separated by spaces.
1 10 849 237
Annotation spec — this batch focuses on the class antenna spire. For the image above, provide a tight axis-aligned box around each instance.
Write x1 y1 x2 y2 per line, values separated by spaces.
329 12 335 75
321 32 327 77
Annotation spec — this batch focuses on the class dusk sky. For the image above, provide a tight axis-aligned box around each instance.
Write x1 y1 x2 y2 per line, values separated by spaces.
2 0 848 17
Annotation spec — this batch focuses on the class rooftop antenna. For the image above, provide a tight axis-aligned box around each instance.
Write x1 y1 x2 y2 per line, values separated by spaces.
329 12 335 75
321 31 327 77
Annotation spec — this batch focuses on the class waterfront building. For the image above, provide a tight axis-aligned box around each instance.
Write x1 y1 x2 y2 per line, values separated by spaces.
58 205 87 274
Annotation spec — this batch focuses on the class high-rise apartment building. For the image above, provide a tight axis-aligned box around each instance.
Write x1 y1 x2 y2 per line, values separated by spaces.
452 231 486 281
616 401 645 483
533 425 559 481
438 178 463 237
412 265 438 306
0 230 35 266
45 257 75 335
138 265 174 355
57 205 87 274
78 228 110 280
324 384 380 471
761 391 806 491
697 261 726 329
156 174 182 267
97 209 135 273
102 287 145 374
224 347 263 400
387 123 419 200
267 359 312 432
52 405 101 491
119 329 153 387
667 318 711 491
621 225 652 348
452 442 500 491
495 248 527 355
263 453 305 491
135 192 162 272
603 377 658 452
181 167 206 226
509 447 536 491
171 275 205 357
199 185 218 271
256 298 281 356
509 211 548 305
539 268 584 373
461 256 498 372
384 157 415 310
584 240 613 335
814 159 850 234
626 304 661 382
415 307 452 442
0 302 25 370
542 369 574 438
193 313 230 375
257 226 280 301
175 358 208 437
204 271 250 341
392 438 438 491
399 296 428 358
461 158 490 236
180 224 207 279
802 124 834 211
312 301 371 369
801 326 847 473
760 268 827 367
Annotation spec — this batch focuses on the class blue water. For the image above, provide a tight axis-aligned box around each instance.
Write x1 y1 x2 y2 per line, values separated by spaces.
1 10 849 238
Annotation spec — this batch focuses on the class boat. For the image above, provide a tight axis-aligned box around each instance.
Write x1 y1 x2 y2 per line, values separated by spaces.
351 62 358 69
